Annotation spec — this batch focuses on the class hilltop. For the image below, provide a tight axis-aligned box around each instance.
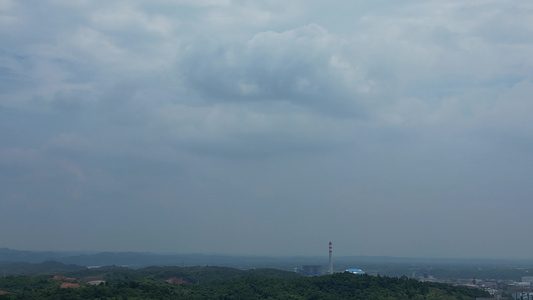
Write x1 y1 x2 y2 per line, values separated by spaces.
0 266 489 299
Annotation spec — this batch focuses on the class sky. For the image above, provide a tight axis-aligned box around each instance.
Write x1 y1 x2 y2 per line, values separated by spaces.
1 0 533 260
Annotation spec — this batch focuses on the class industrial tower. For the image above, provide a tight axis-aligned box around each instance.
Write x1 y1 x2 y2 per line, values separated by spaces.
328 242 333 274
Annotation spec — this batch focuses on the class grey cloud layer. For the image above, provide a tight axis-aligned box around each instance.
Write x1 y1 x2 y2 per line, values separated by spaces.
1 0 533 258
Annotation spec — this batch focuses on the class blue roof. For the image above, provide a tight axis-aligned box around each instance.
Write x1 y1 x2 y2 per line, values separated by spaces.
346 268 366 275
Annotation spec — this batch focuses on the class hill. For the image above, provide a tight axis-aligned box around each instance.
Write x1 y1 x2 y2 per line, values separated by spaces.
61 265 303 285
0 261 86 276
0 248 70 265
0 266 489 300
3 248 533 281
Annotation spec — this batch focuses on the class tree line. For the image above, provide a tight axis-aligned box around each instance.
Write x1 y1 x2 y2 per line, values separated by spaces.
0 266 490 299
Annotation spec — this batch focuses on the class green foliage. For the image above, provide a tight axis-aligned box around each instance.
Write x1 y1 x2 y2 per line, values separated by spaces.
202 273 489 300
68 265 301 285
0 275 60 292
0 268 490 300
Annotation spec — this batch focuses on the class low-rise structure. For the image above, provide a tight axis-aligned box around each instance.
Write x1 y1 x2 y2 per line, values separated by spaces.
87 280 106 286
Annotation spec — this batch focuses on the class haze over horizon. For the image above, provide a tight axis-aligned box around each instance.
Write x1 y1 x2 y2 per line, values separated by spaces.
1 1 532 260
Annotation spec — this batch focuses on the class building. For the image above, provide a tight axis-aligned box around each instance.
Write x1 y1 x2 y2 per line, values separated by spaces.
522 277 533 283
346 268 366 275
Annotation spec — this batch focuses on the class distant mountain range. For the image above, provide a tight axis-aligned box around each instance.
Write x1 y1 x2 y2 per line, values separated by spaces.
0 248 325 269
0 260 85 276
1 247 531 272
0 248 73 264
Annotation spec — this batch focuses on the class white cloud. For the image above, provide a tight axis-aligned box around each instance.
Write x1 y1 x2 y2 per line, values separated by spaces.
88 3 176 36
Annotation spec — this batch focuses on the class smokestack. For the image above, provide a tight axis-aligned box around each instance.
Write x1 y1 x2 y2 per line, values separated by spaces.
328 242 333 274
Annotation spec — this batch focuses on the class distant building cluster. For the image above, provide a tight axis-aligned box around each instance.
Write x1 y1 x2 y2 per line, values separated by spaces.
413 271 533 299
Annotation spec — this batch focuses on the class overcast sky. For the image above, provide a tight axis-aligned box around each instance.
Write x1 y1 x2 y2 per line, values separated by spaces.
1 0 532 259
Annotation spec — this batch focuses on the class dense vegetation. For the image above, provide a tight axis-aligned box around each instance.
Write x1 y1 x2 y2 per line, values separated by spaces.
0 266 490 300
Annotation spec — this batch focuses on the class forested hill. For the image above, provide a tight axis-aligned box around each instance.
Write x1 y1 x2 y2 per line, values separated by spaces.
68 265 303 285
0 266 490 300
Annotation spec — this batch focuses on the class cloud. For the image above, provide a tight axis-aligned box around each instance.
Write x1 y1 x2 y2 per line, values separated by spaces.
1 0 533 258
179 24 372 118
